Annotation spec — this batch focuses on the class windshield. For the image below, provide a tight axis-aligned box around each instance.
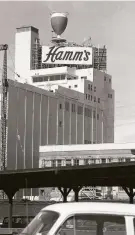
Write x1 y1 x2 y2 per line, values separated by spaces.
20 210 59 235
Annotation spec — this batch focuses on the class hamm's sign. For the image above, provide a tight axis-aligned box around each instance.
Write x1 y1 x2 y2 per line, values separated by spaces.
42 46 93 65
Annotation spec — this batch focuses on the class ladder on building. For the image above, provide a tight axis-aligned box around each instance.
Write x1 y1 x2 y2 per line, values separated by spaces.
0 44 8 171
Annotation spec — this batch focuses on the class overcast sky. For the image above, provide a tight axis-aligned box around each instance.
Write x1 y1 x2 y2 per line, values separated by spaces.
0 1 135 144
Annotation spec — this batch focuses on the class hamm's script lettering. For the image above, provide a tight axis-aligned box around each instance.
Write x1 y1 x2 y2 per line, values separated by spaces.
43 46 91 63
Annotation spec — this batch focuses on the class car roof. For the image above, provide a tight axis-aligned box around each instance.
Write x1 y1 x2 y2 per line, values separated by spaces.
42 202 135 216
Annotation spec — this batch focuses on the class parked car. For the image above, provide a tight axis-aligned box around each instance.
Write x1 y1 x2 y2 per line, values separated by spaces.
1 215 34 228
20 202 135 235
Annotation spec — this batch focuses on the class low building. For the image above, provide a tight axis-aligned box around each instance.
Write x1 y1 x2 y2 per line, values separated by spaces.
39 143 135 200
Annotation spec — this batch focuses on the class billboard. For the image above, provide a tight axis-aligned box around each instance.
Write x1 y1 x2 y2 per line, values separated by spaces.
42 46 92 65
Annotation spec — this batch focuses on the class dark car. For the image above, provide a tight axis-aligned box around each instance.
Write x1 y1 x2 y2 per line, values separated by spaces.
1 215 34 228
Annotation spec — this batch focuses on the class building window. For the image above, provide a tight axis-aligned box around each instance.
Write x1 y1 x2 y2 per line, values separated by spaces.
97 113 99 120
84 159 89 165
65 101 69 111
88 94 90 100
91 95 93 101
74 85 78 88
41 159 45 168
119 158 124 162
86 94 87 100
101 158 106 163
66 159 71 166
104 77 106 81
90 158 96 164
94 96 96 102
98 98 100 103
91 85 92 91
109 78 111 83
85 108 91 117
81 76 87 79
69 86 71 88
57 159 62 167
61 75 65 80
59 103 62 109
74 159 79 166
88 84 90 90
108 94 112 98
94 86 96 92
77 106 83 115
51 160 56 167
59 121 62 127
72 103 76 112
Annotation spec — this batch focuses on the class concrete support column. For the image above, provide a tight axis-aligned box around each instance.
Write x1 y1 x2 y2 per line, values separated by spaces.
58 187 71 202
4 188 18 228
73 186 82 202
123 187 135 204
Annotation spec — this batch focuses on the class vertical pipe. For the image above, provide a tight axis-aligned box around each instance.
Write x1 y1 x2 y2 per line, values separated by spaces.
31 93 34 168
31 93 34 197
15 88 19 170
63 97 65 145
102 110 104 143
76 102 78 144
91 108 93 144
39 95 42 146
24 92 27 169
69 101 71 144
56 98 59 144
23 92 27 197
82 104 85 144
46 96 49 145
95 104 97 143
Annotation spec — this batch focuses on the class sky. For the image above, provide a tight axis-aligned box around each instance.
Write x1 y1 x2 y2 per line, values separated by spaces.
0 1 135 144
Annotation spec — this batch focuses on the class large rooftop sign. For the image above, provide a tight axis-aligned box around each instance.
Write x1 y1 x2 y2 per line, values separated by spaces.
42 46 93 65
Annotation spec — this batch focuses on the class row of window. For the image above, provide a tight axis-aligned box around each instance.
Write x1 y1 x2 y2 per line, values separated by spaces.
67 76 77 80
88 84 96 92
33 74 66 83
69 85 78 89
84 140 91 144
86 94 100 103
104 76 111 83
60 103 99 119
41 157 133 168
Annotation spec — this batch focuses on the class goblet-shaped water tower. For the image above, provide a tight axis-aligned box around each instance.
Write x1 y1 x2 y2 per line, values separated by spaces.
51 12 68 43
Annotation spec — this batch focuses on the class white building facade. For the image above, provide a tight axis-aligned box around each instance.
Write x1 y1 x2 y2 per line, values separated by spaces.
15 26 114 144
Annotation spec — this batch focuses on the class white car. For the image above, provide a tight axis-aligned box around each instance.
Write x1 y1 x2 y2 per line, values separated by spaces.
21 202 135 235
